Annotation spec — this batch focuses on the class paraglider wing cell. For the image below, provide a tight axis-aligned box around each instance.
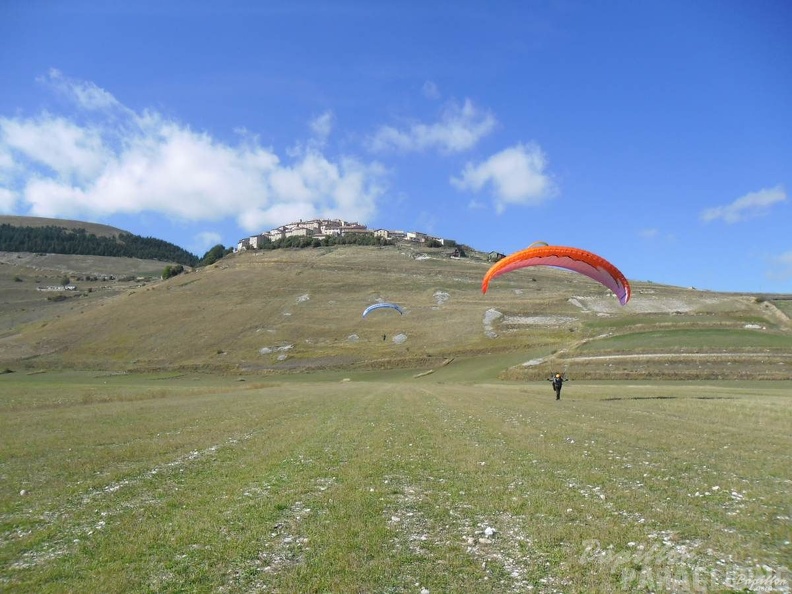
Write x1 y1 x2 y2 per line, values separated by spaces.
481 245 631 305
362 302 405 317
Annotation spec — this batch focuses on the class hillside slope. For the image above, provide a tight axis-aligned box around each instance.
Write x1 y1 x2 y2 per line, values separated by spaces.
0 215 198 265
0 245 790 378
0 215 128 237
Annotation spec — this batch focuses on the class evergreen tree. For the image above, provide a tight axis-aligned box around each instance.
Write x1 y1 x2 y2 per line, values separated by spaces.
0 224 199 266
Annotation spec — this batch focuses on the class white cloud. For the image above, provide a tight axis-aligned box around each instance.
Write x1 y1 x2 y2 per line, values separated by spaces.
0 187 16 211
42 68 122 111
450 143 556 213
309 111 334 141
1 115 109 182
193 231 223 253
0 145 16 170
700 185 787 223
367 99 496 154
0 72 387 234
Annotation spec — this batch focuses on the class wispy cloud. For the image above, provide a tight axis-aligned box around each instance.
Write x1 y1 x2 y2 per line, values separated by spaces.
42 68 123 112
450 143 556 213
193 231 223 254
0 187 15 211
639 228 676 242
422 81 440 100
367 99 496 154
700 185 787 223
767 251 792 283
309 110 334 141
0 71 387 234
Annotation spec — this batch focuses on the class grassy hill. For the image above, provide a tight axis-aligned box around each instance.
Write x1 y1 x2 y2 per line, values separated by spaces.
1 243 790 379
0 215 199 265
0 215 128 238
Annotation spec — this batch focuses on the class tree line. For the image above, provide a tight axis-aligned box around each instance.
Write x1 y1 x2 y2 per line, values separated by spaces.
0 224 199 266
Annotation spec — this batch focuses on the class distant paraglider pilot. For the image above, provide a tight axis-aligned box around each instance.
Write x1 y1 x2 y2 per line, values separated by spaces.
548 373 567 400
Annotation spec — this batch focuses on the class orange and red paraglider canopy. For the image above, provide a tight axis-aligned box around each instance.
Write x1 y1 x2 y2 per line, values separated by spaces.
482 244 631 305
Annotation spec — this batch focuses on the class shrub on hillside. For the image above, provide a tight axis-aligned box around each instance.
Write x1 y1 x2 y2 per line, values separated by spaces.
162 264 185 280
199 244 233 266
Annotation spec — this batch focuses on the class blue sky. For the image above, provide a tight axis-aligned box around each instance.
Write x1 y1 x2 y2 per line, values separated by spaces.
1 1 790 294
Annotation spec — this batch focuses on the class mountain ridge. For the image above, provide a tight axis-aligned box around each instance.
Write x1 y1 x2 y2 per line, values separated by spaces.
0 215 128 237
0 215 199 266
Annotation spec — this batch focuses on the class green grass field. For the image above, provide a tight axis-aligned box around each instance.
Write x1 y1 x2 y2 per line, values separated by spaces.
2 370 790 593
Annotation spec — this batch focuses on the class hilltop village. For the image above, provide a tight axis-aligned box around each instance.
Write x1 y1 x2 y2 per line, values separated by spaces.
235 218 453 252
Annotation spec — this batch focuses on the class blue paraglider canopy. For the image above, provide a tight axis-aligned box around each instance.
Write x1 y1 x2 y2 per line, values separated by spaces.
362 302 404 317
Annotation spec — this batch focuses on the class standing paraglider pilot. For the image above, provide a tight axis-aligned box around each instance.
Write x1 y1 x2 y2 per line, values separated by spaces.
548 373 567 400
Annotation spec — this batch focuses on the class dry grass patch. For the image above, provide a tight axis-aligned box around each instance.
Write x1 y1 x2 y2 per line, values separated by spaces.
1 373 790 592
